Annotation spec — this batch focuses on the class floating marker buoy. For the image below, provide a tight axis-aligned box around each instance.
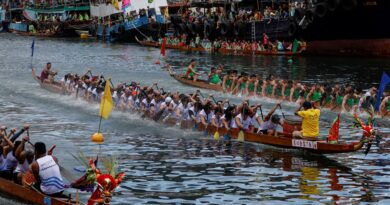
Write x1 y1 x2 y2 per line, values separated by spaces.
155 60 161 65
288 59 293 64
91 132 104 144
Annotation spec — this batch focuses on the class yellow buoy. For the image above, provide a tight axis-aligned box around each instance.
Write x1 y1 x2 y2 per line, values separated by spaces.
80 33 88 39
91 132 104 144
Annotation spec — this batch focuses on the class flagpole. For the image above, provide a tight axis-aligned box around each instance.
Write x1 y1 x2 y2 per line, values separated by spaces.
30 40 35 70
97 80 107 133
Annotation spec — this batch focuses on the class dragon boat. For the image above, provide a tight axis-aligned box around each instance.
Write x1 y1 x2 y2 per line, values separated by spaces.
32 68 374 155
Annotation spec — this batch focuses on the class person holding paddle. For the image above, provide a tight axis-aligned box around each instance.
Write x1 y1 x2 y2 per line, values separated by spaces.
31 142 65 197
184 59 199 82
40 62 57 83
14 135 34 184
294 101 321 140
257 103 282 136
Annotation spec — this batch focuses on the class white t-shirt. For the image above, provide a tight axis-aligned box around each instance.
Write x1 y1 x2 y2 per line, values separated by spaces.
211 115 223 127
249 114 260 126
231 113 251 129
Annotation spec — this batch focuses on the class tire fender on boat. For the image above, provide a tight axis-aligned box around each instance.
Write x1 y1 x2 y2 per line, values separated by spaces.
341 0 357 11
294 8 304 25
204 21 214 37
326 0 340 12
304 9 315 24
186 22 196 35
178 23 186 35
170 16 176 25
118 25 125 35
315 2 328 18
233 22 242 36
193 22 202 35
220 22 229 35
288 21 297 37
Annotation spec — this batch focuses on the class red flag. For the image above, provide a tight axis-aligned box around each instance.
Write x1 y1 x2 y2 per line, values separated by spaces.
160 37 166 57
328 113 340 142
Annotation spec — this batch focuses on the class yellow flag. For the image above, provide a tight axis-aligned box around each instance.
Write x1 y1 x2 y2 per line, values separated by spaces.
99 81 113 119
113 0 119 10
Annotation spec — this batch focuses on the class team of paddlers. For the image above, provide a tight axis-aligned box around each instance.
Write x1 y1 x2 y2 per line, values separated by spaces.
0 124 65 197
173 60 390 117
40 63 341 141
159 34 304 53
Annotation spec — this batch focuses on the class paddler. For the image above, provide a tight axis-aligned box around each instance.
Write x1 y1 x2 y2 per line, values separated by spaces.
0 128 18 180
294 101 321 140
40 62 58 83
184 59 199 82
31 142 65 197
208 67 222 85
222 70 237 93
257 103 282 136
14 135 34 184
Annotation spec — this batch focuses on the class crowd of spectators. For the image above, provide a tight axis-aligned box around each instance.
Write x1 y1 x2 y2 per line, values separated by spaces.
178 1 308 25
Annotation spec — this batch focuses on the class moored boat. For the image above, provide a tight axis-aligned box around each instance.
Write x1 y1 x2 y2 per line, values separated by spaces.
31 68 369 155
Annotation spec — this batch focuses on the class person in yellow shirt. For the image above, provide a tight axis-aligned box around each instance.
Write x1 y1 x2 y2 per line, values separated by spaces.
294 101 320 140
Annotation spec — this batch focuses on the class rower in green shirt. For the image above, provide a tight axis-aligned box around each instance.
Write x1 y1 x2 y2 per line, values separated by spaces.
208 67 222 85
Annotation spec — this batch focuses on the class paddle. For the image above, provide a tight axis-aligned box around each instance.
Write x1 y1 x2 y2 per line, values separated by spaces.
237 129 245 142
213 128 220 140
109 79 115 89
258 105 264 121
198 90 205 99
278 104 286 119
210 95 218 104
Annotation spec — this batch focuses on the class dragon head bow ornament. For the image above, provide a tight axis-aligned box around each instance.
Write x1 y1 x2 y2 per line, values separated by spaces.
71 154 125 205
87 159 125 205
353 113 380 155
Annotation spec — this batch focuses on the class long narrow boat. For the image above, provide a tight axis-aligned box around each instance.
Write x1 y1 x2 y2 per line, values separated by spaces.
170 73 390 117
32 68 67 94
31 68 368 154
0 177 75 205
135 36 207 52
135 37 303 56
172 74 224 92
218 47 304 56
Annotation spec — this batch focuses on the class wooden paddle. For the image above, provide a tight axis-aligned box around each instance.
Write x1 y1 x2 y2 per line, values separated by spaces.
278 104 286 119
259 105 264 120
237 129 245 142
213 128 219 140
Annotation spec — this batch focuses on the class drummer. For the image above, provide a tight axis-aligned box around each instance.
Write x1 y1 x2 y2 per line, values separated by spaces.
294 101 320 140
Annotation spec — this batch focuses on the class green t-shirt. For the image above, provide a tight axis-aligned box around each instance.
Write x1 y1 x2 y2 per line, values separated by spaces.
210 74 221 84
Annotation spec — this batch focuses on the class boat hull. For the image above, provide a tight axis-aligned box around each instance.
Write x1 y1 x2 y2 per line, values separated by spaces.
136 38 303 56
0 177 73 205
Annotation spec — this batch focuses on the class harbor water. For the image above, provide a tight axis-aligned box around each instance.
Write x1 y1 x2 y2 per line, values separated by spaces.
0 33 389 204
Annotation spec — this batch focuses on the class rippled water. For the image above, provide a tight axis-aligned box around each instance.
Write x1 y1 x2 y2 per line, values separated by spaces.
0 33 389 204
